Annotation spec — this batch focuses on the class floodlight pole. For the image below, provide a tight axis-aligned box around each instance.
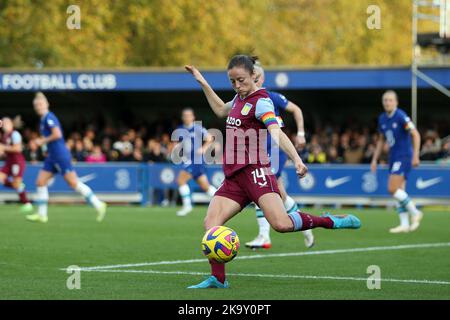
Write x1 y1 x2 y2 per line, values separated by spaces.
411 0 450 127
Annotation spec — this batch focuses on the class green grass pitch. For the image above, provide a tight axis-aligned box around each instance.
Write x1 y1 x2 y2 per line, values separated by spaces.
0 204 449 300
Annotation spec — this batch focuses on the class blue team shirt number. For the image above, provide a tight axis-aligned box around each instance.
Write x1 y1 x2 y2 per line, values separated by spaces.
378 108 413 159
385 129 395 147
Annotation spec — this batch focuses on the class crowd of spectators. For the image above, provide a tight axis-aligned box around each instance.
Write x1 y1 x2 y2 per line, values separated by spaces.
296 127 450 165
12 121 450 166
19 124 176 165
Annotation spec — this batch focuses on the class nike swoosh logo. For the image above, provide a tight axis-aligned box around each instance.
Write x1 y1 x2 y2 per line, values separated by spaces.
416 177 442 189
78 173 97 183
325 176 351 188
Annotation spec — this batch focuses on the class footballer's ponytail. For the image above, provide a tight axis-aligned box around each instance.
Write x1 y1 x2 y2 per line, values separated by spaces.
249 55 259 65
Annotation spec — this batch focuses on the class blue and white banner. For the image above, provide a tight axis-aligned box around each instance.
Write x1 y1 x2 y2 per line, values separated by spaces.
0 163 141 193
0 73 117 91
147 163 226 191
281 164 449 198
0 162 448 198
149 163 450 198
1 67 449 91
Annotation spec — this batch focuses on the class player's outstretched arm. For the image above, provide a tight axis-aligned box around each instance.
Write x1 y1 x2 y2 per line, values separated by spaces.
267 123 307 178
371 134 384 172
1 142 22 153
35 127 62 146
185 65 230 118
285 101 306 148
200 133 215 154
410 128 421 167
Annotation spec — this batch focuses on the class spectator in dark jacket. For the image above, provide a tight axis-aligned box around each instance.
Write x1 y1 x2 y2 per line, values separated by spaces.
23 140 44 163
144 139 166 163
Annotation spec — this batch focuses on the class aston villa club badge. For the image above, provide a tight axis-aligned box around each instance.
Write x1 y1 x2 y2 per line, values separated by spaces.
241 103 253 115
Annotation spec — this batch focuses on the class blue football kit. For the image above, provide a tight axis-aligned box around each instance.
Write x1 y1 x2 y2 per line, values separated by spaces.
378 108 415 179
178 123 209 179
40 112 74 175
267 91 289 178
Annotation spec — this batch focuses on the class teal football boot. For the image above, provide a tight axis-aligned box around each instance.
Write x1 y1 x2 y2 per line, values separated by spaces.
187 276 229 289
323 212 361 229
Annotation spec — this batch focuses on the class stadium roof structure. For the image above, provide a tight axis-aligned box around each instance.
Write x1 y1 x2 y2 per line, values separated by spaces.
0 66 449 92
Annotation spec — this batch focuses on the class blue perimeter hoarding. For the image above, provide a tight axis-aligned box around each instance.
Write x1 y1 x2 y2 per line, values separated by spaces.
0 67 449 91
0 163 142 193
1 163 448 205
148 163 450 198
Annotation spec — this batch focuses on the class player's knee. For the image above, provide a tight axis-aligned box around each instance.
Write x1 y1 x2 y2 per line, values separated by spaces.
388 185 397 195
36 179 46 187
67 179 78 189
270 219 291 233
11 180 21 189
177 176 185 186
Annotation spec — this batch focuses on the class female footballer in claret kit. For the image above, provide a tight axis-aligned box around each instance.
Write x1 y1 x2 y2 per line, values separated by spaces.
185 55 361 289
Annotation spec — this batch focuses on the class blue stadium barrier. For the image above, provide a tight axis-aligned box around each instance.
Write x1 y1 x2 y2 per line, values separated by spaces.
148 163 450 198
1 162 449 206
0 162 144 200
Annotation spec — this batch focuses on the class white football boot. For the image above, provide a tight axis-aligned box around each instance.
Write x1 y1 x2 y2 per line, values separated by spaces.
302 229 315 248
245 234 272 249
409 211 424 232
389 225 410 233
96 201 107 222
176 205 193 217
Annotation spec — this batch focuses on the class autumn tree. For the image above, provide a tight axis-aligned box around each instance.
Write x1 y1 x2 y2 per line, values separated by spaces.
0 0 415 68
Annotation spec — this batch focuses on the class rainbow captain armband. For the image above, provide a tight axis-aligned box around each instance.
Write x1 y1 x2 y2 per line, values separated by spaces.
404 119 416 131
260 111 278 127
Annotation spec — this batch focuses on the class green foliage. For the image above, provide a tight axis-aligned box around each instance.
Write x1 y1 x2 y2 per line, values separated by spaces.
0 0 414 68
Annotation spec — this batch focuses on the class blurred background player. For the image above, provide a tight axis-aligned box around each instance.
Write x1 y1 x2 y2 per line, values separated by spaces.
371 90 423 233
175 108 217 216
245 62 314 249
0 117 33 213
26 92 107 223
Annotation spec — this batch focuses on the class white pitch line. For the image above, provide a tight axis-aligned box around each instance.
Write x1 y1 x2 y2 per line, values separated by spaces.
73 242 450 271
83 269 450 286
